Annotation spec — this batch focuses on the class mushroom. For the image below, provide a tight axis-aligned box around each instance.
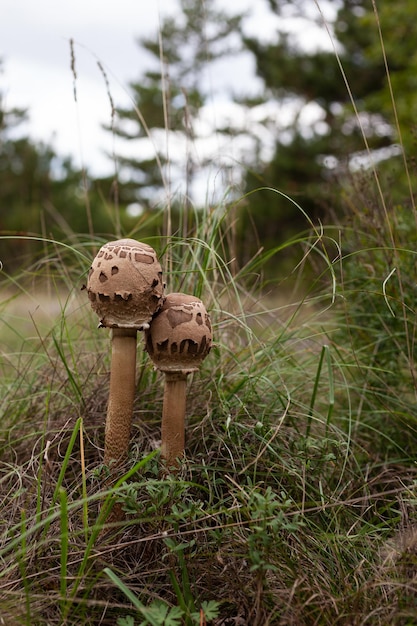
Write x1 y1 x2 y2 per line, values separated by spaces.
86 238 164 468
145 292 212 468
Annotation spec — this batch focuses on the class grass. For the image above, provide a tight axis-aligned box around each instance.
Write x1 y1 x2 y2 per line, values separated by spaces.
1 209 417 626
3 4 417 624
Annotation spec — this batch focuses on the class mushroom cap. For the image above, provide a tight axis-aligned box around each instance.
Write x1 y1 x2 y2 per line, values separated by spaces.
145 292 212 373
87 238 164 329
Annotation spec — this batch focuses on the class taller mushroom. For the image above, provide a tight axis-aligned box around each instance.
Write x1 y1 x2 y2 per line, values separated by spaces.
87 238 164 467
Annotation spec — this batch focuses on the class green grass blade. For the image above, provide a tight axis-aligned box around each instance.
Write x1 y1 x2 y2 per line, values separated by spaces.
324 345 335 434
104 567 147 611
59 487 69 610
17 508 32 625
307 344 326 437
104 568 167 626
79 418 89 543
41 417 82 542
51 332 83 404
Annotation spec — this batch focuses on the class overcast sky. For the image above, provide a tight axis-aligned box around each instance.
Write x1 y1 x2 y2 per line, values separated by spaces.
0 1 282 175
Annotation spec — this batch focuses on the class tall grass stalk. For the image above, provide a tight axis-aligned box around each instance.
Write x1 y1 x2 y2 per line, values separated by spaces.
42 417 82 541
79 418 89 543
307 344 334 438
59 487 69 612
17 508 32 625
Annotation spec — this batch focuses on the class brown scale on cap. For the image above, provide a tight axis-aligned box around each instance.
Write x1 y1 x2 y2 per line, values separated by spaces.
145 292 212 373
87 238 164 330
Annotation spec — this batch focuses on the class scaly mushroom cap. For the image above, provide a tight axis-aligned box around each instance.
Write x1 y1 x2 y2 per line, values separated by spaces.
145 292 212 373
87 238 164 329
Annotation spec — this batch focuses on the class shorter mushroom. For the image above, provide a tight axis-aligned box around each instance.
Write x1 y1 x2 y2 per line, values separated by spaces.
145 293 212 468
87 238 164 468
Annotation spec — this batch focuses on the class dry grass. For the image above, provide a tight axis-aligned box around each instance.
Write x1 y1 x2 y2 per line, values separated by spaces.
1 245 417 625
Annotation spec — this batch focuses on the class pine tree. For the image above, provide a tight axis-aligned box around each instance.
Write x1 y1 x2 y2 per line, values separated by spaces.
107 0 244 226
241 0 417 256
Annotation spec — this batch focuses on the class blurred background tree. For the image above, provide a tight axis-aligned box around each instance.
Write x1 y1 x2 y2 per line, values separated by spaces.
2 0 417 274
239 0 406 259
105 0 244 237
107 0 417 268
0 86 76 269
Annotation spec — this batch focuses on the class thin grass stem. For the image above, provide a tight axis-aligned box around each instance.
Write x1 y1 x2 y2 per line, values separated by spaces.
59 487 69 612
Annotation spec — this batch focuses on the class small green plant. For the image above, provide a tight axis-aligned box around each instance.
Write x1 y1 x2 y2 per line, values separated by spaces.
105 567 220 626
244 485 303 574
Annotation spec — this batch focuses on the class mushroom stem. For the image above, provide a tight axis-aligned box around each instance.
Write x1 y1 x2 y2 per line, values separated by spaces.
161 371 188 468
144 292 212 471
104 328 137 467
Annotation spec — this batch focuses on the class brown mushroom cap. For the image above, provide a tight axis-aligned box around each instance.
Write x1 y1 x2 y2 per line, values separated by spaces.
87 238 164 329
145 292 212 373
